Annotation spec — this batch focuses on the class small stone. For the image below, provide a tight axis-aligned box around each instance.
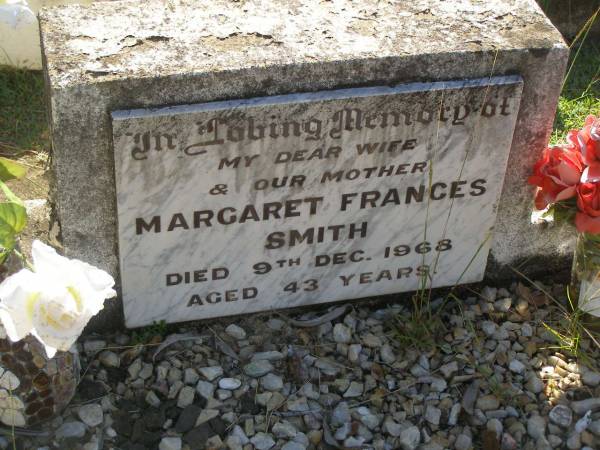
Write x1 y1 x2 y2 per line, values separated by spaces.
98 351 120 368
261 373 284 391
521 323 533 337
430 377 447 392
198 366 223 381
425 405 441 426
177 386 196 408
527 415 546 440
549 405 573 428
566 432 581 450
272 421 297 438
308 430 322 445
525 375 544 394
244 360 274 377
476 395 500 411
494 297 512 312
509 359 526 374
267 392 285 410
583 371 600 387
159 437 182 450
439 361 459 378
448 403 461 426
250 432 275 450
481 286 497 302
343 381 363 398
344 436 365 447
582 430 595 445
571 398 600 415
256 392 273 406
399 426 421 450
334 378 350 393
300 382 319 400
315 358 341 376
267 318 285 330
217 389 232 400
139 363 153 380
487 418 503 438
383 418 402 437
252 351 285 361
176 405 202 433
83 438 99 450
226 435 242 450
196 409 219 426
333 323 352 343
362 333 382 347
184 368 200 385
196 380 215 400
56 421 86 439
287 397 310 412
78 404 103 427
128 358 142 379
231 425 249 445
219 378 242 390
225 324 247 340
348 344 362 363
83 340 106 354
455 434 473 450
380 344 395 364
281 442 304 450
206 436 224 449
461 380 480 415
331 402 351 426
481 321 497 336
589 420 600 436
576 410 592 433
501 432 517 450
356 406 379 429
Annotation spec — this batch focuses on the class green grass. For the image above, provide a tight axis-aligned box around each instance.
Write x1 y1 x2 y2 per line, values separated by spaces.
0 67 48 155
551 40 600 144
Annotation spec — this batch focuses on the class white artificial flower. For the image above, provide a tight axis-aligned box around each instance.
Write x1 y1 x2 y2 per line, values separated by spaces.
0 240 116 358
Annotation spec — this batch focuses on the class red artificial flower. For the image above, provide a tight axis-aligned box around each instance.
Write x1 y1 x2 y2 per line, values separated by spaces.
577 115 600 168
528 145 584 210
576 182 600 234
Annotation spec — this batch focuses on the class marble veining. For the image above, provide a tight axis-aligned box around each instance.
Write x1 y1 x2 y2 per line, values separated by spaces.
112 76 523 327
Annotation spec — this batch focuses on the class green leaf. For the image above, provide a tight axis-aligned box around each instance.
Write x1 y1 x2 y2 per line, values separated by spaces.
0 157 26 182
0 180 22 205
0 202 27 241
0 181 27 257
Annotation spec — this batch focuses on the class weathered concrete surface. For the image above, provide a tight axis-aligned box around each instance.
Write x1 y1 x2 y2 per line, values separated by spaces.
40 0 569 329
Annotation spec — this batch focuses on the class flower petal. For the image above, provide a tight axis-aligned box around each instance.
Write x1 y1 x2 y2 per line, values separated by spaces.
0 269 39 341
575 212 600 234
555 186 576 202
31 240 72 280
556 160 582 185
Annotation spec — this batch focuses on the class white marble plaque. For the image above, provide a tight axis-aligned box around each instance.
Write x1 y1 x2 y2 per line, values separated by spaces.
112 76 522 327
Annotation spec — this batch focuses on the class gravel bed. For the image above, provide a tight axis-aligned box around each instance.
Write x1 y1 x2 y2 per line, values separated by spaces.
6 281 600 450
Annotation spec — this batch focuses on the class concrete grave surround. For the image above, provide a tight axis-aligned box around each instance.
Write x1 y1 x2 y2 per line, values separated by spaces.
39 0 569 328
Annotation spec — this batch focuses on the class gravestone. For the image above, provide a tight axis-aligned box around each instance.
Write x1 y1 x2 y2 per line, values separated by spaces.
113 79 522 326
40 0 568 328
